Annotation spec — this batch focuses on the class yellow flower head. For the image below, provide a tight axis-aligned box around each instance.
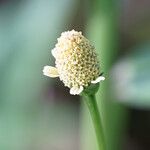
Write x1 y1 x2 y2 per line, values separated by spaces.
43 30 105 95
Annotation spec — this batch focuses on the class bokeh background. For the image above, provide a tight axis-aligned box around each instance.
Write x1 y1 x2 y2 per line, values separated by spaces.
0 0 150 150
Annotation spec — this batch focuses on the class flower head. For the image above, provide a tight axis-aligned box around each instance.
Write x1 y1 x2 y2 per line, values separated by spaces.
43 30 105 95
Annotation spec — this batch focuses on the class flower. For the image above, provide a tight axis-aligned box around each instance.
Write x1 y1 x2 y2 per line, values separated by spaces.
43 30 105 95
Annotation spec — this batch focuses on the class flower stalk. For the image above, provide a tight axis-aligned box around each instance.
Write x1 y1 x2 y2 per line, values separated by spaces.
43 29 106 149
83 93 106 150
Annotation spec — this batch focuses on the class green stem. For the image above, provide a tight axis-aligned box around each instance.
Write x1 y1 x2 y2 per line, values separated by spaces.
84 94 106 150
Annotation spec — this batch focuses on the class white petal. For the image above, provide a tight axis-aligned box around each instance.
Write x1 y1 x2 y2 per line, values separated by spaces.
70 86 83 95
51 48 57 58
77 86 84 94
43 66 59 78
70 87 76 95
91 76 105 84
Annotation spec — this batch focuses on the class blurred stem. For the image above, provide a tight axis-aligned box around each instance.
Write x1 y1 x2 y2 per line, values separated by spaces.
83 94 106 150
84 1 122 150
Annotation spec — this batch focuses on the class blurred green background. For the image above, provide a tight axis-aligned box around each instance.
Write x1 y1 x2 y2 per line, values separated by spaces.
0 0 150 150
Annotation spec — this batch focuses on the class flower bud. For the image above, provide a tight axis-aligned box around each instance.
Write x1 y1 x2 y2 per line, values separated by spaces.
43 30 105 95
